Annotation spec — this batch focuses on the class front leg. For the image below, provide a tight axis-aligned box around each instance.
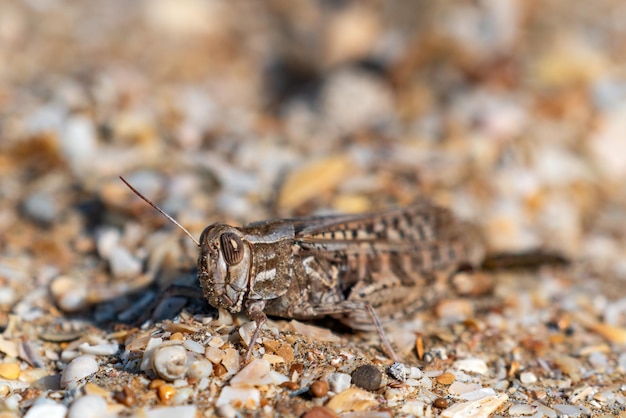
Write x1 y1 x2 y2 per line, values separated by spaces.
243 300 267 363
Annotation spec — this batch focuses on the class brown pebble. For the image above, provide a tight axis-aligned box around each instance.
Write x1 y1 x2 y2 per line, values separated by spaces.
351 365 381 391
301 406 338 418
433 397 448 408
435 372 455 385
280 381 299 390
157 384 176 402
113 386 135 407
290 363 304 374
310 380 329 398
170 332 184 341
213 363 228 377
148 379 166 390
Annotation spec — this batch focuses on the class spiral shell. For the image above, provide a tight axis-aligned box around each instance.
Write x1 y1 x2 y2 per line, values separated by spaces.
151 343 188 381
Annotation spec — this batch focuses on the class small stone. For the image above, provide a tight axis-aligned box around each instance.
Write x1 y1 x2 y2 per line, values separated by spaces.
188 358 213 380
215 386 260 409
143 405 197 418
108 246 142 279
230 359 272 387
22 191 58 224
302 406 338 418
0 363 20 380
310 380 329 398
327 372 351 393
326 387 378 413
60 355 99 389
433 398 449 408
157 384 176 402
183 339 204 354
68 395 108 418
50 276 89 313
24 400 68 418
441 393 509 418
520 371 537 384
387 362 408 381
453 358 489 375
508 403 536 416
113 386 135 407
436 372 455 385
351 365 381 391
553 404 587 417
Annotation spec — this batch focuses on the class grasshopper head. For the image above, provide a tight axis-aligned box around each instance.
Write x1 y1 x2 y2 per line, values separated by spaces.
198 224 252 313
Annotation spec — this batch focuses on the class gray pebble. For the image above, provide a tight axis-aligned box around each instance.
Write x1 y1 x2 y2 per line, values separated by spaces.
351 364 381 391
23 191 58 224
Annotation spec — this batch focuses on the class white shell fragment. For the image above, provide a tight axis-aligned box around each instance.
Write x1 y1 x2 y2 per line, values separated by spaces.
50 276 89 313
78 342 119 356
453 358 489 375
151 343 188 381
230 359 272 387
68 395 108 418
327 372 351 393
441 393 509 418
187 358 213 380
143 405 197 418
24 400 68 418
216 386 260 409
61 355 98 389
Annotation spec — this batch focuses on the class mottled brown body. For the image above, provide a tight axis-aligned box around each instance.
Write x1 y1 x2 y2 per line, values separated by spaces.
197 200 485 361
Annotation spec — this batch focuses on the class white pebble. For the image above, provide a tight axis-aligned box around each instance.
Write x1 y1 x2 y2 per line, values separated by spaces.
187 358 213 379
96 228 120 259
50 276 89 313
216 386 260 409
459 388 497 401
78 342 119 356
327 372 351 393
183 339 204 354
453 358 489 375
205 346 223 363
61 355 98 389
68 395 108 418
508 403 536 416
520 371 537 384
3 394 21 411
230 359 272 387
143 405 197 418
24 400 68 418
221 348 240 376
23 191 58 224
152 343 188 381
109 246 142 279
448 381 482 396
216 404 238 418
172 387 194 405
553 404 587 417
269 370 289 385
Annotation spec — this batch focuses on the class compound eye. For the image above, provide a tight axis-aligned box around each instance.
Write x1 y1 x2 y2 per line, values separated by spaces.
220 232 244 265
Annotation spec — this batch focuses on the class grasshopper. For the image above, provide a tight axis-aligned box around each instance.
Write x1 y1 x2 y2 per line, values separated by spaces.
120 177 485 363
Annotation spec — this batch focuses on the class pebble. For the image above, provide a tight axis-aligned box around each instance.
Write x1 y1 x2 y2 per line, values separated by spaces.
520 371 537 384
552 404 588 417
60 355 98 389
441 393 509 418
302 406 338 418
230 359 272 387
143 405 197 418
433 398 449 408
215 386 260 409
50 276 89 313
182 339 204 354
78 342 119 356
221 348 240 376
326 387 378 413
157 384 176 402
310 380 329 398
24 400 68 418
108 246 142 279
351 365 381 391
552 355 583 382
435 372 455 385
187 358 213 380
508 403 536 416
22 191 58 224
151 343 188 381
327 372 351 393
386 362 408 381
68 395 108 418
453 358 489 375
0 364 20 380
448 381 482 396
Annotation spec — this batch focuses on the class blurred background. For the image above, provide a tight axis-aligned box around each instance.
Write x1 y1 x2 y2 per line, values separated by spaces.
1 0 626 310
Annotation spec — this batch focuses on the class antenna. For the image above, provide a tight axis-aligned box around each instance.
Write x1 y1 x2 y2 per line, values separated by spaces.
119 176 200 247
